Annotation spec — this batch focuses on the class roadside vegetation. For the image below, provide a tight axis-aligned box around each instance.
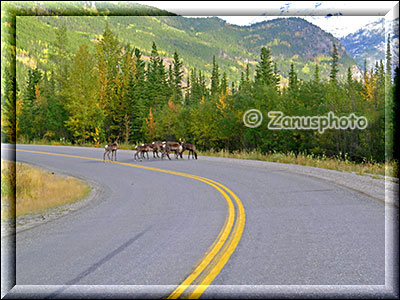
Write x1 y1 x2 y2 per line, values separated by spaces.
1 160 90 220
199 149 397 178
9 138 397 178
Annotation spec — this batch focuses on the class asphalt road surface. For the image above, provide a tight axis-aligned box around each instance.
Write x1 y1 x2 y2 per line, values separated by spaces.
1 144 397 299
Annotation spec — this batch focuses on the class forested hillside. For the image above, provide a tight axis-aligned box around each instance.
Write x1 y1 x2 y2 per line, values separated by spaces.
1 2 397 167
15 15 358 86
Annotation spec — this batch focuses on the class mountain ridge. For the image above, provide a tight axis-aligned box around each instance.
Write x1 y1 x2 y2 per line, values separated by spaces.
340 17 399 71
15 7 359 86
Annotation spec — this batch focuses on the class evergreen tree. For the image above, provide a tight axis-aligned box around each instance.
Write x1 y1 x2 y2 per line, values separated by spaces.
314 64 320 83
230 81 236 95
273 62 280 89
255 47 274 87
211 56 220 96
239 71 244 92
146 42 168 109
20 67 42 139
376 60 385 88
128 48 147 142
329 43 339 83
167 64 174 91
239 64 252 93
184 73 191 105
288 63 299 97
172 51 183 102
346 67 353 86
221 72 228 95
386 33 392 82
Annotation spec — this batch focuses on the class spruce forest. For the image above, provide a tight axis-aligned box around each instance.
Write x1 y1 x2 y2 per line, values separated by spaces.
2 21 398 165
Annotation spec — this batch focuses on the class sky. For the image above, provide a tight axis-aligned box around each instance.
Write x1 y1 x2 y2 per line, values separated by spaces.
134 1 398 38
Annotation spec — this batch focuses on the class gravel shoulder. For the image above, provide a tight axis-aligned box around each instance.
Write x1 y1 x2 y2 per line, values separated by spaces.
199 155 399 208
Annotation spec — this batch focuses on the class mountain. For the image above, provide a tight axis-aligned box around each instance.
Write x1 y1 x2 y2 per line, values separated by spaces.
340 17 399 71
14 5 359 86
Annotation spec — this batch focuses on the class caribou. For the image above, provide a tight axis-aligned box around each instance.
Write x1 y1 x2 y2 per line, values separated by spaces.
134 144 152 161
179 141 198 159
151 141 163 158
103 138 118 161
161 141 183 160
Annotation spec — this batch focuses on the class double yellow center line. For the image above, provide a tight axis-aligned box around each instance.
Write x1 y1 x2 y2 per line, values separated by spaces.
8 148 246 299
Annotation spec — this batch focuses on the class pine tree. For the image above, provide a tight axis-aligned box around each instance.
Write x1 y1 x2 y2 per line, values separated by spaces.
288 63 299 96
146 42 168 109
20 67 42 139
172 51 183 102
167 64 173 91
128 48 147 142
239 71 244 92
184 73 191 105
329 43 339 83
230 81 236 95
376 60 385 87
211 55 220 96
273 62 280 89
255 47 274 87
314 64 320 83
386 33 392 83
346 67 353 86
221 72 228 95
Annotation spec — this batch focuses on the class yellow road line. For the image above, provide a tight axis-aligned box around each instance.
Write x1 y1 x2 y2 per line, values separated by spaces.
182 177 246 299
7 148 246 298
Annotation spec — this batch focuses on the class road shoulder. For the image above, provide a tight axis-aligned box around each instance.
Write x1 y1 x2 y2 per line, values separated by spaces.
199 156 399 208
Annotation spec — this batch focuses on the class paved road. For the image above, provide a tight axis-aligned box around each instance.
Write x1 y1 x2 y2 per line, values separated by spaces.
1 144 397 299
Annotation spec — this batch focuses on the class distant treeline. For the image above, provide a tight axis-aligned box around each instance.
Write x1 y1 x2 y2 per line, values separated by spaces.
2 24 398 163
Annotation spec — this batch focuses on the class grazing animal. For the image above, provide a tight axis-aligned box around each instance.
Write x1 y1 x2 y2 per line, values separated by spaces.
104 138 118 161
134 144 152 161
151 141 163 158
161 141 183 160
180 142 198 159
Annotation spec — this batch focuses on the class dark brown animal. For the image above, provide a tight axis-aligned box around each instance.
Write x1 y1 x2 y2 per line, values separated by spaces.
180 142 198 159
134 144 152 161
151 141 163 158
104 139 118 161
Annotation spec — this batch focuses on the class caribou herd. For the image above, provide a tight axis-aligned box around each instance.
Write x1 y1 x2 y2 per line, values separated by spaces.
103 138 197 162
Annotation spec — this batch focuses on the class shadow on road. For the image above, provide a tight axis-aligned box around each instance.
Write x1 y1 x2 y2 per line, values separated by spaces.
44 226 152 299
